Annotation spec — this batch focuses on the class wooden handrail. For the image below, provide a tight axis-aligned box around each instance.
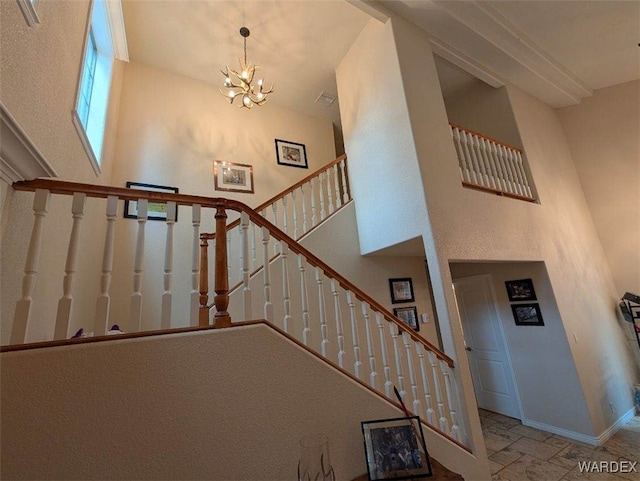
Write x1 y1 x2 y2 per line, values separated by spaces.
449 123 523 153
11 178 454 367
461 181 536 202
201 154 348 240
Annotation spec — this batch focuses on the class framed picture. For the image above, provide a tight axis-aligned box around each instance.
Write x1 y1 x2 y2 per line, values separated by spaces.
389 278 415 304
361 416 432 480
511 303 545 326
505 278 537 301
214 160 254 194
393 307 419 332
124 182 179 221
275 138 308 169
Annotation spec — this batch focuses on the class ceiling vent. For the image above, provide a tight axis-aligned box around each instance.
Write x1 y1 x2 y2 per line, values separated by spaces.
315 92 337 107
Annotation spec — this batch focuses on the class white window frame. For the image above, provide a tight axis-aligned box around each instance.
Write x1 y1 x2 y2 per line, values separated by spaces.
72 0 128 176
16 0 40 27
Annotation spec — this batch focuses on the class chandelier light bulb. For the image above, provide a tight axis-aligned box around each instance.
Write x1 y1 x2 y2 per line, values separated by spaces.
220 27 274 109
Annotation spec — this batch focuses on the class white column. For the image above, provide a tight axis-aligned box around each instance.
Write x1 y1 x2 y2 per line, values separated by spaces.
346 290 362 379
129 199 148 332
300 183 308 235
361 302 378 389
333 164 342 209
262 226 273 321
11 189 50 345
240 212 251 320
339 158 349 204
94 195 118 336
441 360 461 441
310 177 317 228
54 192 87 340
390 322 405 399
281 243 292 333
318 171 326 221
331 279 346 368
326 169 335 215
298 254 311 345
160 202 177 329
315 267 329 358
375 312 393 397
291 189 299 240
417 343 435 425
428 351 449 433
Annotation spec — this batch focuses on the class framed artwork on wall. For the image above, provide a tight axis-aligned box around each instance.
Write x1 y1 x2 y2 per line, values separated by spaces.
511 303 545 326
123 182 179 221
389 278 415 304
275 138 308 169
505 278 537 301
393 306 419 332
214 160 254 194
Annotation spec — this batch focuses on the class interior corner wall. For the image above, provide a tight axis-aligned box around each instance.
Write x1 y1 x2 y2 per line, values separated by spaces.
443 83 524 150
335 18 429 255
449 262 593 436
104 61 336 331
556 80 640 296
0 0 124 343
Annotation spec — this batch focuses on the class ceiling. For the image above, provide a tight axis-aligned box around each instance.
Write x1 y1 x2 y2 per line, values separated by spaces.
122 0 640 126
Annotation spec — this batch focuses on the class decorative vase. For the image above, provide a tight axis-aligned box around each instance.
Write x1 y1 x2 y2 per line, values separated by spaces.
297 433 336 481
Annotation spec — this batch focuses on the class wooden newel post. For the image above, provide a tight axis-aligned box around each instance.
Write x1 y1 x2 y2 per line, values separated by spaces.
199 238 210 326
213 203 231 328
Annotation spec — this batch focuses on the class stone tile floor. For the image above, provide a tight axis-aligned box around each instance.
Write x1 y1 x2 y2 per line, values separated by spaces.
479 409 639 481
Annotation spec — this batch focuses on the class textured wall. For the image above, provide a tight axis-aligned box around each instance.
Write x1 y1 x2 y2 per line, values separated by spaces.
557 80 640 295
0 325 482 480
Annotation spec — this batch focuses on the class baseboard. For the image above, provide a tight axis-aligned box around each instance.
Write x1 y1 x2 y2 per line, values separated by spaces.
522 407 636 446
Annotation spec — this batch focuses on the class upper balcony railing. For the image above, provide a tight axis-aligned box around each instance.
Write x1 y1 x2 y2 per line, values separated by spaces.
450 123 536 202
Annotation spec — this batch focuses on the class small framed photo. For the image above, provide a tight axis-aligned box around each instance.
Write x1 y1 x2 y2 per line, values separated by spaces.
124 182 179 221
389 278 414 304
214 160 254 194
361 416 432 480
505 278 537 301
275 138 308 169
393 307 419 332
511 303 544 326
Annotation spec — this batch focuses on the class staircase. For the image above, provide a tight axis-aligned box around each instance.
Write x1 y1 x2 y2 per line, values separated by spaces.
2 157 488 479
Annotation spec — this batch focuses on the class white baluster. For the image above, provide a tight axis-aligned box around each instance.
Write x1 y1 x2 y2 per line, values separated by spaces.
291 189 299 240
452 127 471 183
490 141 513 194
129 199 148 332
53 193 86 340
471 133 492 188
271 202 278 229
281 243 292 333
460 130 479 184
240 212 251 320
315 267 329 358
441 360 460 441
339 158 349 204
300 183 308 236
160 202 176 330
499 144 523 196
417 343 435 425
189 205 201 327
478 137 498 190
401 332 421 415
282 195 289 238
330 279 346 368
94 195 118 336
318 171 326 221
389 322 405 399
262 226 273 321
326 169 335 215
310 177 317 227
226 233 232 286
11 189 50 345
375 312 393 397
332 164 342 209
514 149 533 198
346 290 362 379
428 351 449 433
298 254 310 345
250 222 257 271
361 302 378 389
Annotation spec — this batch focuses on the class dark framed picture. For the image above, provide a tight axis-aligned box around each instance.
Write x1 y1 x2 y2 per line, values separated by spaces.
361 416 432 480
275 138 308 169
124 182 179 221
389 278 414 304
214 160 254 193
511 303 545 326
393 307 419 332
505 278 537 301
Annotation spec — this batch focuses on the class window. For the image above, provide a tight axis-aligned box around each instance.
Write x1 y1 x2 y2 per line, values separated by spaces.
72 0 128 176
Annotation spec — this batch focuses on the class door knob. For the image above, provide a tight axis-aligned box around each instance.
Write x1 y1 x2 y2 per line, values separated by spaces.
465 346 473 351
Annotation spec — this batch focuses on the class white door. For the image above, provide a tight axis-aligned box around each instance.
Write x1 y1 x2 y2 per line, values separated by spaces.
453 275 521 419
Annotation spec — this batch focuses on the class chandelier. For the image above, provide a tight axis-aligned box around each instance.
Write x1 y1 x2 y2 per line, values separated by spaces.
220 27 273 108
